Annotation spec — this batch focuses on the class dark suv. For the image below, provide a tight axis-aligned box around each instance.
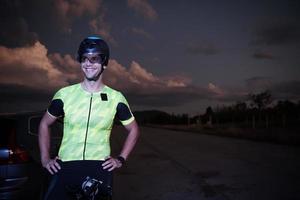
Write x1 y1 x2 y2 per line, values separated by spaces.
0 111 62 199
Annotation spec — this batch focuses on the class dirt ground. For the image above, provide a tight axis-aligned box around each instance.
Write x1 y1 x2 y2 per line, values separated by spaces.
111 126 300 200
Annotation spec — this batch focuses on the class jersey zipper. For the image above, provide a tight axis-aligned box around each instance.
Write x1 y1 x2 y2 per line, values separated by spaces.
83 93 93 160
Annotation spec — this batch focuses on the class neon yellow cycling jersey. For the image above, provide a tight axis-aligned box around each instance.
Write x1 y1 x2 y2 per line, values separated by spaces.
47 83 135 161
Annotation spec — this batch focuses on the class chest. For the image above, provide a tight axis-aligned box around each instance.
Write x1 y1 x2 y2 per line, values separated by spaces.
63 93 117 128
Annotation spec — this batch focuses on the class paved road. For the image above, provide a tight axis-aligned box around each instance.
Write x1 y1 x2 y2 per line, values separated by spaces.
111 126 300 200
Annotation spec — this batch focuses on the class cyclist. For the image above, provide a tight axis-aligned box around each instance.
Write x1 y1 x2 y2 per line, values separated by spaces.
39 36 139 200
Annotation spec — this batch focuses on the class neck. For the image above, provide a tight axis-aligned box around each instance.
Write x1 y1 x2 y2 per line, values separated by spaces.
81 79 104 93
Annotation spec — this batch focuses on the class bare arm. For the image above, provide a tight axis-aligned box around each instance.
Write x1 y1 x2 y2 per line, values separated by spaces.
103 120 140 171
119 120 140 160
38 112 61 174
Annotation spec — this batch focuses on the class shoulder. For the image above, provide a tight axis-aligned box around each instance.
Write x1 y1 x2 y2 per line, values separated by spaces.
53 83 81 99
58 83 80 93
103 86 130 105
103 85 123 97
104 85 119 93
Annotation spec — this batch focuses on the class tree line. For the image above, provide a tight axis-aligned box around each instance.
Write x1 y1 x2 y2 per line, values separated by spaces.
134 90 300 129
198 90 300 129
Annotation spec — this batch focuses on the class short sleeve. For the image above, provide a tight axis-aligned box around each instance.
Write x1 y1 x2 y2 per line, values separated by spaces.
47 89 64 118
116 92 135 126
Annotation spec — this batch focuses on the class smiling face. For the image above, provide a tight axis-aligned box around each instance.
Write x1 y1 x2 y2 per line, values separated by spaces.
80 53 104 81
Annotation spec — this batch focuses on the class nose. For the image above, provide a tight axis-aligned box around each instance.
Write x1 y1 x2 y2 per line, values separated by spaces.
82 58 92 64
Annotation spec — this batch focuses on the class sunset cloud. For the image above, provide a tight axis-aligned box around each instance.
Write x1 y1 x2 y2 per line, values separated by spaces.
0 41 276 113
208 83 225 97
1 41 298 114
0 42 67 90
0 40 86 91
0 43 209 112
164 76 191 88
129 61 158 83
0 41 197 107
104 60 191 94
48 53 82 84
127 0 158 21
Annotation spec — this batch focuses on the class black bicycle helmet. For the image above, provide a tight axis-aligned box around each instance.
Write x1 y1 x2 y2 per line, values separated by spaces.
77 36 110 66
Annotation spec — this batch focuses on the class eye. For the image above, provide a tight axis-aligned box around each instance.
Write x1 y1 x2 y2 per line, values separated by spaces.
81 55 102 64
81 56 88 63
89 56 102 63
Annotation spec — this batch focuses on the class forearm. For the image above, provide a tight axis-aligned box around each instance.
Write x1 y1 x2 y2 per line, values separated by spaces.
119 123 139 160
38 122 51 166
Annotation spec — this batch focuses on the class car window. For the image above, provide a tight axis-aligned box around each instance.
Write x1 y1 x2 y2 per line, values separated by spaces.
0 118 16 146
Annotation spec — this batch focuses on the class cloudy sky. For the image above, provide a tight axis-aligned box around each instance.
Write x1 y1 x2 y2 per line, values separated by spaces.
0 0 299 115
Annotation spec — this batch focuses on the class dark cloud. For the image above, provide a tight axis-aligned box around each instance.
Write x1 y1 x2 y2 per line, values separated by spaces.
253 51 275 60
0 83 53 113
245 77 300 101
245 76 273 92
130 27 154 40
0 0 38 47
0 83 52 102
0 0 113 49
185 42 220 56
126 86 212 107
272 80 300 100
287 0 300 18
125 83 248 110
252 23 300 46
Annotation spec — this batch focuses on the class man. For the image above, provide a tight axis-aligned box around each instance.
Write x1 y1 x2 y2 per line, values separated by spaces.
39 36 139 200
